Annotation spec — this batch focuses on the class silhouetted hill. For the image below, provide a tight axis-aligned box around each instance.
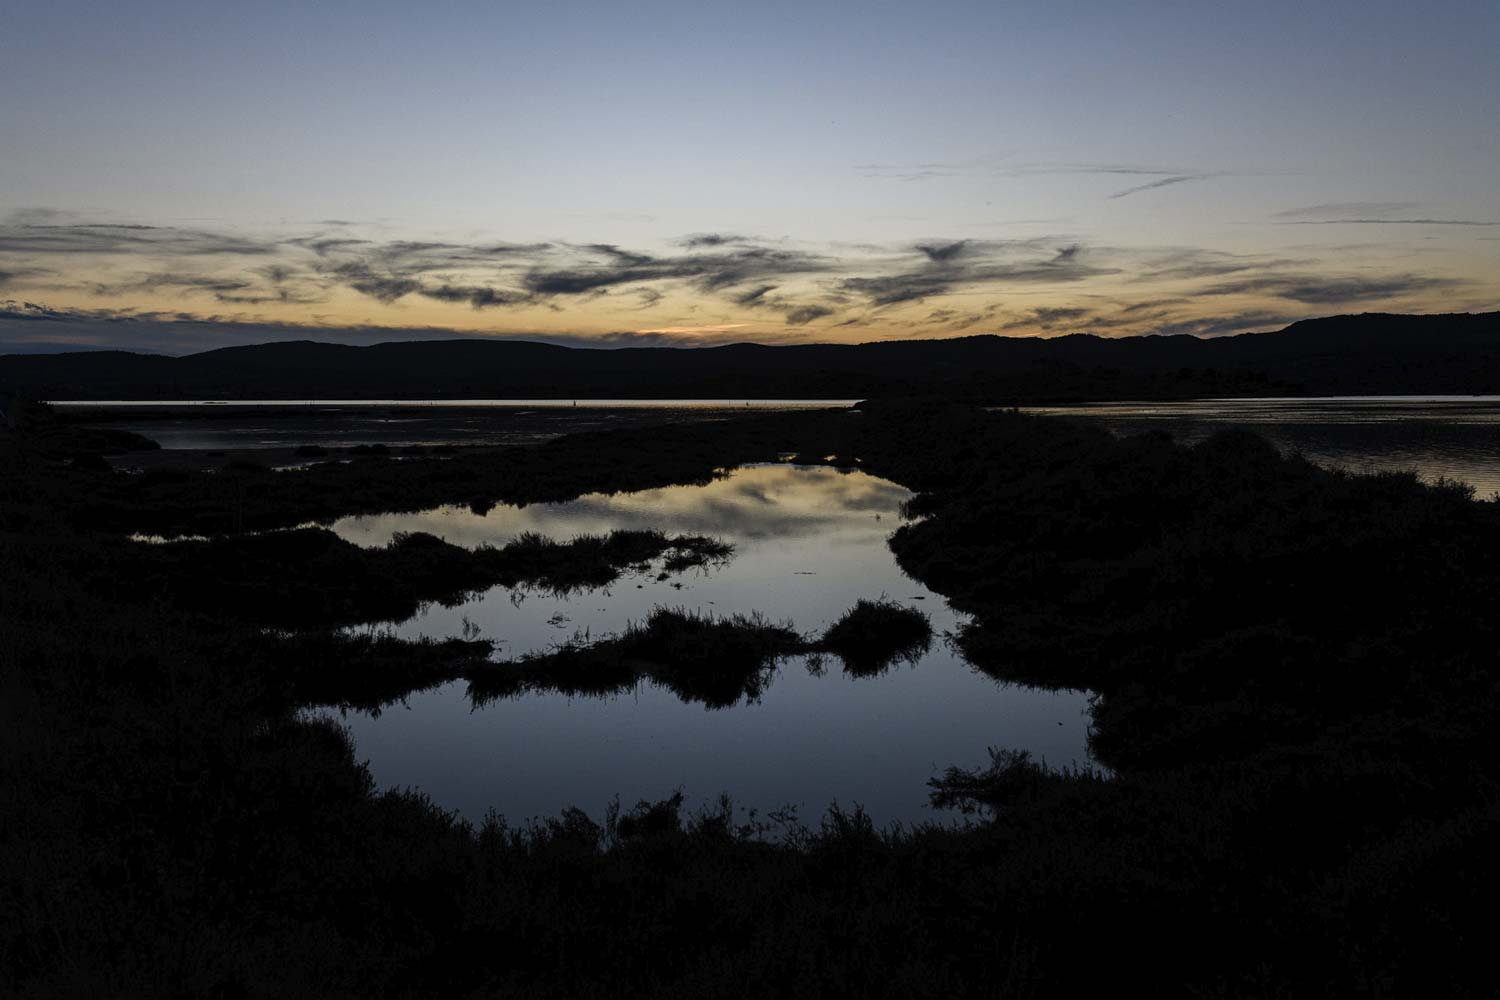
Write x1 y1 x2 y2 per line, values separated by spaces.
3 312 1498 400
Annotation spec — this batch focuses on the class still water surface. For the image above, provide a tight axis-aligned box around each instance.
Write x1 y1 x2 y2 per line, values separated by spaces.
1026 396 1500 496
136 395 1500 823
54 400 854 452
320 464 1095 828
62 396 1500 494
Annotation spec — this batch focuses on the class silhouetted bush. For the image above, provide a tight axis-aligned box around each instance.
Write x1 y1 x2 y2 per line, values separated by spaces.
469 607 802 708
819 598 932 676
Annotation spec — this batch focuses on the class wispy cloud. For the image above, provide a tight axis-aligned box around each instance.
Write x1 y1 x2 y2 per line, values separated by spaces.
418 284 531 308
2 206 1491 349
88 272 256 297
1108 174 1216 199
1269 199 1498 227
859 160 1233 199
1132 249 1310 282
855 160 979 182
631 323 750 335
1201 272 1467 304
840 241 1114 306
520 244 832 298
1273 201 1419 220
1277 218 1500 227
0 266 50 290
999 306 1093 331
676 233 754 248
0 221 275 257
784 305 835 325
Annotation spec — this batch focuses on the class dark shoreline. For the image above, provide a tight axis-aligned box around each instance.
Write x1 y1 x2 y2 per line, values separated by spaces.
4 398 1496 995
56 401 852 472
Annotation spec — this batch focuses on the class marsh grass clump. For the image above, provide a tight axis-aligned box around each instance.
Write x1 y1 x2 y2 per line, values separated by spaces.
488 530 733 593
466 639 632 701
468 606 803 708
286 631 494 711
470 599 940 707
632 608 801 705
629 607 800 670
609 791 688 842
661 534 734 572
489 529 644 591
818 598 932 676
104 526 735 630
602 792 756 846
928 749 1107 816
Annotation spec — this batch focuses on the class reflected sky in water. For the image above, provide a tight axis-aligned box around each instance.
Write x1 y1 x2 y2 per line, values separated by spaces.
320 465 1094 828
1025 397 1500 497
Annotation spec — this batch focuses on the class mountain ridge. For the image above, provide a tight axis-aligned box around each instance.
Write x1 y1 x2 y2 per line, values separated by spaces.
5 312 1498 401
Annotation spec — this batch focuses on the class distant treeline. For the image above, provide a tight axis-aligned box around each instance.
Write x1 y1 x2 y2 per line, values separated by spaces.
4 311 1499 401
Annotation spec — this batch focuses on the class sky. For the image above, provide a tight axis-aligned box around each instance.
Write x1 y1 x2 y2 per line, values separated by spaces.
1 0 1497 354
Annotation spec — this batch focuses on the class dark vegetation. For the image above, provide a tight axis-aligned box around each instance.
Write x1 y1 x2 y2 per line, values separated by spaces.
468 608 804 709
5 311 1499 401
882 417 1496 769
113 527 732 628
467 602 934 706
263 631 497 713
3 395 1498 995
0 391 158 459
24 405 862 537
820 597 934 675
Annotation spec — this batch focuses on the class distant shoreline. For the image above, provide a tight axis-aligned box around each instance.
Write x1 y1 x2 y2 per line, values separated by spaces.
46 393 1500 409
48 398 863 408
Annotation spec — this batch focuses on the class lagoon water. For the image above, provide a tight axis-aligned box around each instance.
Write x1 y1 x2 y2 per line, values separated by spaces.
54 400 856 452
102 395 1500 825
320 464 1095 828
1024 396 1500 496
306 397 1500 826
61 396 1500 494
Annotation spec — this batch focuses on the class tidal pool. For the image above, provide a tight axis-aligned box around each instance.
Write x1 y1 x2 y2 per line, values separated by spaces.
321 464 1095 827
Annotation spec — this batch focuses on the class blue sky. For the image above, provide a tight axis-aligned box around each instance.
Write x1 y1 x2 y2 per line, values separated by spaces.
2 0 1497 352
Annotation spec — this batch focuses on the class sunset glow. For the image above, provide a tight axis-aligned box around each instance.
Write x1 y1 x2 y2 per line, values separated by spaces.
3 1 1496 353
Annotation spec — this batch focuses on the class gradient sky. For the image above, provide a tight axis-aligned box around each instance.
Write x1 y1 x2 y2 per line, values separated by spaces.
2 0 1497 353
